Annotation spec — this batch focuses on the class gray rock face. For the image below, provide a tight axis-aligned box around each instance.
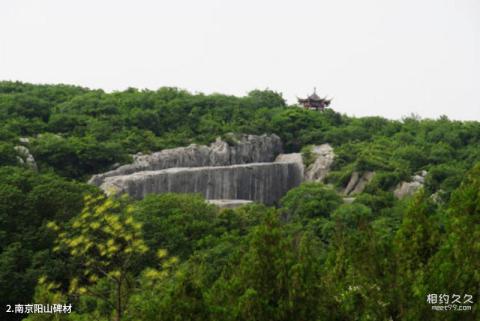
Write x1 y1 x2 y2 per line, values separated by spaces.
411 170 427 184
275 153 304 172
89 134 282 186
343 171 375 195
393 170 428 199
207 199 253 209
100 162 303 205
394 181 423 199
304 144 335 182
14 145 37 172
277 144 335 183
344 172 360 195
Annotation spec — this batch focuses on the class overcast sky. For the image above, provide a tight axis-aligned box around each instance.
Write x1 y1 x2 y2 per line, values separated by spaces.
1 0 479 120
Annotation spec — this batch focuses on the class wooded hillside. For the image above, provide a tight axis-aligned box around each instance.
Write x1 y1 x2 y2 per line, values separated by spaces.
1 81 479 320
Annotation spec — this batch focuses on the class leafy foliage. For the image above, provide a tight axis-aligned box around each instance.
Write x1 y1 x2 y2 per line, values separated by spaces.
280 183 342 220
1 82 480 320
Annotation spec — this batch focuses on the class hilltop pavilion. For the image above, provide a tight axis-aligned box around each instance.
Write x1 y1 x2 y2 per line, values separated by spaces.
298 88 331 111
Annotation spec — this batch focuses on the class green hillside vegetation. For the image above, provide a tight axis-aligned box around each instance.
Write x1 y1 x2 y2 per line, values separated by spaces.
1 81 479 320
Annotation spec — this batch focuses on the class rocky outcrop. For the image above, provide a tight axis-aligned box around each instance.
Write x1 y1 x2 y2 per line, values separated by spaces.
275 143 335 182
275 153 304 172
89 134 282 186
343 171 375 195
304 144 335 182
100 162 303 205
207 199 253 209
394 181 422 199
411 171 427 184
15 145 37 172
394 170 427 199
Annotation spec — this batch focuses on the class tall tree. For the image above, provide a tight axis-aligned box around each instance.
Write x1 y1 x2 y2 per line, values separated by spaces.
48 195 150 321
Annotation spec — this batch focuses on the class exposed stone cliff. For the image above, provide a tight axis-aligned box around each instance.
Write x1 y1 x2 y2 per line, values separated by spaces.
275 153 304 172
91 134 305 204
89 135 339 205
89 134 282 187
100 162 303 205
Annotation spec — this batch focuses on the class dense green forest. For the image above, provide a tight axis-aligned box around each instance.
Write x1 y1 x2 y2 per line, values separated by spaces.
1 81 479 320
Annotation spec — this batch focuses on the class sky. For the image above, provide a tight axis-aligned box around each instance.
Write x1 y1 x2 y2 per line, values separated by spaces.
1 0 479 120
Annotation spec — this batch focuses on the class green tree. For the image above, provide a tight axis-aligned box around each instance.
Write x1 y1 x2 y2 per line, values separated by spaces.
424 164 480 320
0 167 94 321
126 267 209 321
48 195 151 321
323 203 394 320
209 213 327 321
280 183 342 220
393 191 440 320
0 142 18 166
245 89 286 109
133 193 218 260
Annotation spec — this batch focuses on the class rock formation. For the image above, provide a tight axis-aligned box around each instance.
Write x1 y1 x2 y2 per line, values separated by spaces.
343 171 375 196
89 135 340 205
89 134 282 186
91 134 305 205
393 170 427 199
14 145 37 172
100 162 302 205
275 143 335 182
275 153 304 172
304 144 335 182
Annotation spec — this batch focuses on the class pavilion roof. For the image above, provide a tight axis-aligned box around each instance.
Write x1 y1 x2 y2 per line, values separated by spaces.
308 92 322 100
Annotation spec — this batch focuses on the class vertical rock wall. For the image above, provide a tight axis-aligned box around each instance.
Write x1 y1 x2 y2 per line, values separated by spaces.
89 134 308 204
100 162 303 205
89 134 282 186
